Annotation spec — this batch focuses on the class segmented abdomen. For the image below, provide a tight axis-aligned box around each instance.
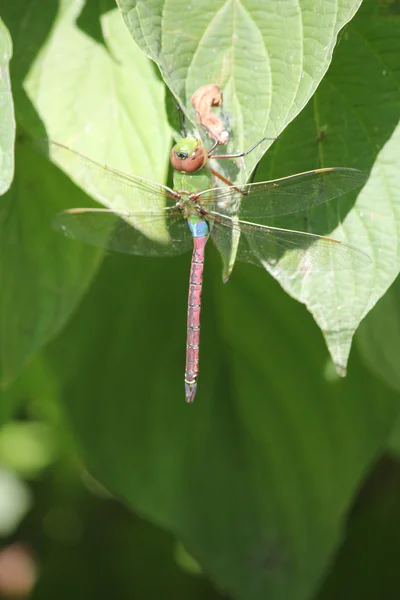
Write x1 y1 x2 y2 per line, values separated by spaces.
185 234 208 403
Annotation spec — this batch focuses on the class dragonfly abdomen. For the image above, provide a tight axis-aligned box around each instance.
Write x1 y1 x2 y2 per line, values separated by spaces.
185 231 208 403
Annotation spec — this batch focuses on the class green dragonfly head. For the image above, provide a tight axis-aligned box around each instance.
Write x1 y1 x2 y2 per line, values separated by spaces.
170 136 208 174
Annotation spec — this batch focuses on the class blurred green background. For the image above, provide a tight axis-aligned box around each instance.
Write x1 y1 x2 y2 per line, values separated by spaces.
0 0 400 599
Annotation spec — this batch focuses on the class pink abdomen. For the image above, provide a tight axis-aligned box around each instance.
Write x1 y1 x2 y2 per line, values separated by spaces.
185 235 208 403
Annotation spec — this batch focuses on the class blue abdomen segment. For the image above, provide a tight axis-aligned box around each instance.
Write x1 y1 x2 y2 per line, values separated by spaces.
187 218 209 238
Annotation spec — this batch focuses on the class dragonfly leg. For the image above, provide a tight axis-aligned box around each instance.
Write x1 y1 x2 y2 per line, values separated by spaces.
210 136 277 160
208 136 277 192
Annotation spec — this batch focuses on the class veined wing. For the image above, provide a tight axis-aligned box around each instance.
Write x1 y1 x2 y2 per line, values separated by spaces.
42 141 179 211
197 168 367 219
209 213 371 272
52 207 192 257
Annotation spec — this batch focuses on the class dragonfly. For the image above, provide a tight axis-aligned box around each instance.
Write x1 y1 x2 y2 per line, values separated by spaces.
49 135 370 403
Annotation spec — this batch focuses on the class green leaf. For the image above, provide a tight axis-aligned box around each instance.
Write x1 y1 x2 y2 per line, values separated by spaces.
46 246 400 600
0 0 170 382
246 3 400 375
117 0 400 377
0 17 15 195
357 277 400 394
21 1 170 186
117 0 363 181
0 143 101 384
0 352 64 432
356 275 400 458
387 413 400 459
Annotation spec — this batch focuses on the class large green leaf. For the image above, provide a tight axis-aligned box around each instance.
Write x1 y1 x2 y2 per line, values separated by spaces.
237 1 400 375
0 0 170 382
0 17 15 195
0 143 101 384
117 0 362 179
117 0 400 376
258 116 400 375
46 244 399 600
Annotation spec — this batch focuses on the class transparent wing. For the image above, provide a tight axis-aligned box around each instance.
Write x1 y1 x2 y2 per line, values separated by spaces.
209 214 371 272
52 208 193 257
198 168 367 219
42 141 179 211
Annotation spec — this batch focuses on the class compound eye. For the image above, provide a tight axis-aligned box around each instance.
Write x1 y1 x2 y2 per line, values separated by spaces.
170 144 207 173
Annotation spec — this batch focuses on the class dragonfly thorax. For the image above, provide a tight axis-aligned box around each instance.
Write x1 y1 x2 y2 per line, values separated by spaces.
175 194 205 220
170 136 208 174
